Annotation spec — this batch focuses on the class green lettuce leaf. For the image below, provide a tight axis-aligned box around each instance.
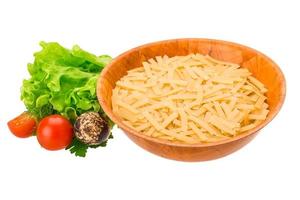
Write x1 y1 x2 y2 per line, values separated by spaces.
21 41 111 121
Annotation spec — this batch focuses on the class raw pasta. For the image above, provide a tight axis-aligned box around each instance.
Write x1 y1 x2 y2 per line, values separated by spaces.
112 54 269 144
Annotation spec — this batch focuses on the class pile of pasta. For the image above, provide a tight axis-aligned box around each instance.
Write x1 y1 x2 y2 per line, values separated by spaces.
112 54 269 144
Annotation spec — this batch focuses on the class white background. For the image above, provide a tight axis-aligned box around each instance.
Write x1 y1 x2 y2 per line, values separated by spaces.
0 0 299 199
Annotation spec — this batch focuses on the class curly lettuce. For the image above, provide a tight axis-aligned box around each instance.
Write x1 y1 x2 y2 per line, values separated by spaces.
21 42 112 121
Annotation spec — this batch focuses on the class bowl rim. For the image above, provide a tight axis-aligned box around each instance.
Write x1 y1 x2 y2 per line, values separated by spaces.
97 38 286 148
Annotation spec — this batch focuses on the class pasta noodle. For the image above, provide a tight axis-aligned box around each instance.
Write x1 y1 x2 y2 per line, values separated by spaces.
112 54 269 144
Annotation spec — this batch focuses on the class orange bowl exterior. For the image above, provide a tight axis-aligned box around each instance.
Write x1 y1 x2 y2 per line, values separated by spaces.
97 38 286 161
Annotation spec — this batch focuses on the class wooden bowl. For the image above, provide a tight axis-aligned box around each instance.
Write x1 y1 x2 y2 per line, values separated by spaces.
97 38 286 162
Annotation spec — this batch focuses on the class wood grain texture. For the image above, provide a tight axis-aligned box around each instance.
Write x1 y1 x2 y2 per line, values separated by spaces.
97 38 286 162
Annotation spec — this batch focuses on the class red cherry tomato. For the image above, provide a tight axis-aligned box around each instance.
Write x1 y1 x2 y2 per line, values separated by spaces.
7 112 36 138
37 114 73 151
